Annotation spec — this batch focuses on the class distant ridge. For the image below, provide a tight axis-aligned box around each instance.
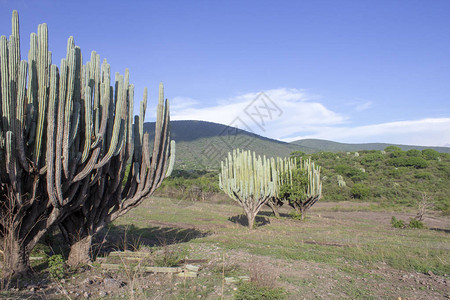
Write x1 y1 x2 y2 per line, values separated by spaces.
144 120 450 169
290 139 450 153
144 120 309 169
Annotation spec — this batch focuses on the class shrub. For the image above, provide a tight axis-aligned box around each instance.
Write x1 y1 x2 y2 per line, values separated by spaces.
289 210 303 220
388 157 428 169
406 149 422 157
422 149 440 160
385 146 402 152
234 282 286 300
408 218 425 229
350 183 370 199
350 171 368 182
153 245 184 267
391 216 405 228
390 150 406 158
391 217 425 229
361 153 385 166
335 165 366 181
48 254 65 280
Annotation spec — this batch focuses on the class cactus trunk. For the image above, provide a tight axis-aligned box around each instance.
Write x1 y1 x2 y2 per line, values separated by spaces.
0 11 175 274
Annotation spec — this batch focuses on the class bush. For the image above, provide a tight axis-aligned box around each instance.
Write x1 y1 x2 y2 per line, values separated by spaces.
361 153 385 166
385 146 402 152
391 217 425 229
408 218 425 229
390 150 406 158
350 171 368 182
235 282 286 300
48 254 65 280
422 149 440 160
406 149 422 157
350 183 370 199
335 165 367 181
391 216 405 228
289 210 303 220
388 157 428 169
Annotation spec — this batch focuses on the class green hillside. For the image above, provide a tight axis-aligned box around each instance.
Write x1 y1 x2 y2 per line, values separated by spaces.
144 120 450 169
293 148 450 214
291 138 450 153
145 120 310 169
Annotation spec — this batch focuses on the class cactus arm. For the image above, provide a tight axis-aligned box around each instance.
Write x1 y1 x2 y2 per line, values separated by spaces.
54 58 68 203
15 60 30 172
72 82 110 182
165 140 176 177
12 10 20 64
95 74 125 168
80 84 92 163
33 23 48 167
46 64 60 207
127 84 134 159
1 36 10 133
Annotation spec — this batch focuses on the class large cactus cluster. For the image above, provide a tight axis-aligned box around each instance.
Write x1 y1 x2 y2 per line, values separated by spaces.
219 149 277 229
0 11 174 274
219 150 322 228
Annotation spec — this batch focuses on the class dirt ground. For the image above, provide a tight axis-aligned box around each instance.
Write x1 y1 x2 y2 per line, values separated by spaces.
1 201 449 299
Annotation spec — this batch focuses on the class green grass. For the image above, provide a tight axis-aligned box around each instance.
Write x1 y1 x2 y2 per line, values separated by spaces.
106 196 449 299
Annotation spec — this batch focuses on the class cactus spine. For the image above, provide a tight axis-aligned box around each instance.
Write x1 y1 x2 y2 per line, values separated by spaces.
219 149 276 229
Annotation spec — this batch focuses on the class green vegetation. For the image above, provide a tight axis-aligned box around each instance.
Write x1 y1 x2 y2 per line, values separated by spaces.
391 216 406 228
108 197 449 298
277 157 322 220
235 282 286 300
304 148 450 214
160 146 450 214
47 254 65 280
391 216 425 229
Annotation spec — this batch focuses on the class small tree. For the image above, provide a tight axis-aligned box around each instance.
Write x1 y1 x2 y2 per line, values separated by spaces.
219 149 276 229
277 157 322 220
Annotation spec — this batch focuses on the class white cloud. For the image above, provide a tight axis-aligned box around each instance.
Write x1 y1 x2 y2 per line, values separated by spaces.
283 118 450 147
169 88 450 147
171 87 346 136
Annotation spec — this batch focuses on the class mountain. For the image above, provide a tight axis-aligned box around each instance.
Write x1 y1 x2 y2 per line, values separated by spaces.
144 120 309 169
144 120 450 169
290 139 450 153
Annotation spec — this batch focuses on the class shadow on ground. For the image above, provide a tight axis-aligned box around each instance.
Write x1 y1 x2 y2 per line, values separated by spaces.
430 227 450 234
95 224 210 256
258 210 292 218
228 214 270 228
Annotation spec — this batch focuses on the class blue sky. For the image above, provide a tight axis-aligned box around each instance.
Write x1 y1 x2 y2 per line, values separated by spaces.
1 0 449 146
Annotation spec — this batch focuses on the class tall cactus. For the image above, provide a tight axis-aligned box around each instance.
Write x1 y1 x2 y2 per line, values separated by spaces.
219 149 277 229
0 11 175 275
276 156 322 220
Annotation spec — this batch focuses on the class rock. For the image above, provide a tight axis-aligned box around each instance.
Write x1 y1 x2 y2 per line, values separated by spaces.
28 285 38 292
83 291 90 298
428 271 435 277
99 291 107 297
83 278 93 285
103 278 123 289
